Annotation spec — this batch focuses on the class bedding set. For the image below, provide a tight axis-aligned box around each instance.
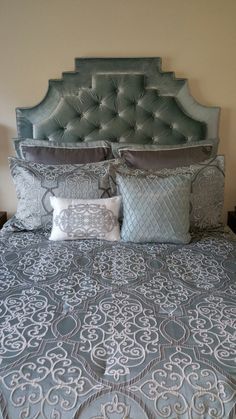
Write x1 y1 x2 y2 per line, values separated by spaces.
0 57 235 418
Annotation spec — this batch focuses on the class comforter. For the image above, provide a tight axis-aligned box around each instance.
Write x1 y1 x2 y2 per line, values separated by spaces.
0 227 235 418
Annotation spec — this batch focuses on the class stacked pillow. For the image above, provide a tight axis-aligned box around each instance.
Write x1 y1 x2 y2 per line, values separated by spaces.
108 153 225 232
8 141 225 244
8 157 113 231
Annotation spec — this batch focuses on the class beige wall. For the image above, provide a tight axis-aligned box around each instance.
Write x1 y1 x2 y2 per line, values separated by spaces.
0 0 236 217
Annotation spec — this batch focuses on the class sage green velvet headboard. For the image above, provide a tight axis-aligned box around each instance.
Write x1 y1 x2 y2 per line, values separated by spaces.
15 57 220 154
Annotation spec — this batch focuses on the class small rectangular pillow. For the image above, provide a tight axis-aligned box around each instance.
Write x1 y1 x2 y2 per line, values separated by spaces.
118 145 213 170
108 155 225 230
15 139 112 164
50 196 121 241
117 172 191 243
9 157 113 231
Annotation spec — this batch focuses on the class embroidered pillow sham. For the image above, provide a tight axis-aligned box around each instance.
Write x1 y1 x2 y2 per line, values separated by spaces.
9 157 112 231
49 196 121 241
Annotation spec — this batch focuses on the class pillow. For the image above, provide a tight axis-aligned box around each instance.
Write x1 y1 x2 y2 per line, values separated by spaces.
15 139 112 164
111 142 213 159
9 157 113 231
117 172 191 243
118 145 213 170
108 155 225 230
49 196 121 241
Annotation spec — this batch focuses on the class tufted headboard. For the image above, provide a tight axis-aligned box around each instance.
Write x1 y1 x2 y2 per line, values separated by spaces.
15 57 220 154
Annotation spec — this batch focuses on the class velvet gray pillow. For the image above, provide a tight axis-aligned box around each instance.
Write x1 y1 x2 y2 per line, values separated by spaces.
14 139 112 164
117 172 191 243
9 157 112 231
118 145 213 170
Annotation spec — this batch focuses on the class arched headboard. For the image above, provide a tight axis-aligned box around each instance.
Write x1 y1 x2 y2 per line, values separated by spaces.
15 57 220 154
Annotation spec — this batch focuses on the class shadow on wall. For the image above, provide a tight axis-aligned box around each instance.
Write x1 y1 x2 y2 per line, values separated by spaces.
0 124 16 213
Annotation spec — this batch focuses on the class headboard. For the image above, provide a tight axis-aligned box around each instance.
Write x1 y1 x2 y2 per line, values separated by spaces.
15 57 220 154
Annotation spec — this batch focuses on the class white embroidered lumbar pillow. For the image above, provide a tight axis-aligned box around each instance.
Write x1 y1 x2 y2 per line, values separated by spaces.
49 196 121 241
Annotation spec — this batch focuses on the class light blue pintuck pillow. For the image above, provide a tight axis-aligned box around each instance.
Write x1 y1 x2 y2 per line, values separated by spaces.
117 172 191 244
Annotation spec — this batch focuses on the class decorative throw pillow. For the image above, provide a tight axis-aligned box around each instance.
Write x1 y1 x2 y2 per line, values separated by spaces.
109 156 225 230
49 196 121 241
9 157 113 231
117 172 191 243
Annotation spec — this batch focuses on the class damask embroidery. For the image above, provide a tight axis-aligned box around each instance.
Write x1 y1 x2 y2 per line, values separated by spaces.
0 229 236 417
166 248 229 290
2 342 105 419
194 237 234 257
188 294 236 370
79 292 160 381
17 244 74 283
91 394 131 419
0 288 56 367
48 271 102 309
8 158 111 231
129 347 236 419
55 203 118 238
92 245 147 285
135 272 197 315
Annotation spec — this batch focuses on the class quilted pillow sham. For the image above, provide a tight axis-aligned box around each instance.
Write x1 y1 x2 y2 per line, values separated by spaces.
9 157 112 231
109 155 225 230
117 172 191 243
50 196 121 241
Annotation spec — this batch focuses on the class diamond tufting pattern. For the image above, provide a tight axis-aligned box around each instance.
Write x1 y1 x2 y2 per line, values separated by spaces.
15 58 218 152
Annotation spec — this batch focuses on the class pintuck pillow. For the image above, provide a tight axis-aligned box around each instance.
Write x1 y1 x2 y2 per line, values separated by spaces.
14 139 112 164
9 157 113 231
117 172 191 244
49 196 121 241
109 155 225 230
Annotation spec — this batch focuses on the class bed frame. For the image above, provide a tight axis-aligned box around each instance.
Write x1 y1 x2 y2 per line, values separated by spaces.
15 57 220 155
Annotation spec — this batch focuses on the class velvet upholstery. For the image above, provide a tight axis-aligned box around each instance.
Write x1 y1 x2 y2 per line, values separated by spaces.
15 58 220 155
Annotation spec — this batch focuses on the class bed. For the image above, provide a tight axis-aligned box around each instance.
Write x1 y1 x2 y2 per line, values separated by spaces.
0 58 235 418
